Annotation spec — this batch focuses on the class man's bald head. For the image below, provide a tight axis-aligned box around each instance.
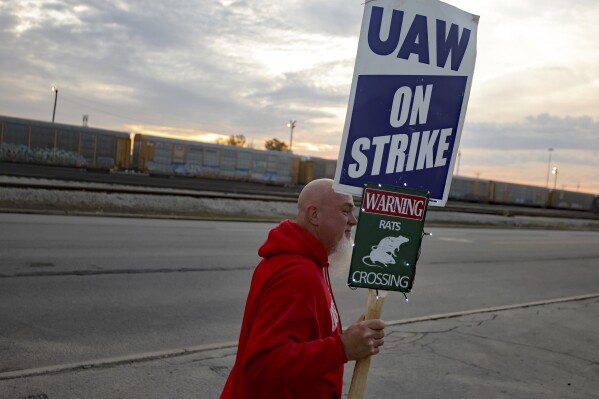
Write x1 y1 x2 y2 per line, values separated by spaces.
296 179 356 254
297 179 336 215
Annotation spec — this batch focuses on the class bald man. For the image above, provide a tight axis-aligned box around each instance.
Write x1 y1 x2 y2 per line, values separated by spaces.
220 179 385 399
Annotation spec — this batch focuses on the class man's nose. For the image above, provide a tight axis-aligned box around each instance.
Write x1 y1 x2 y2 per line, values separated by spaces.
349 212 357 225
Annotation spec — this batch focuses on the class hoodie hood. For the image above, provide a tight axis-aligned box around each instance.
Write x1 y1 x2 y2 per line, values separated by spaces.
258 220 329 268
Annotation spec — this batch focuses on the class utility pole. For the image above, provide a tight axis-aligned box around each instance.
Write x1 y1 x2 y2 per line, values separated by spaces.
51 85 59 123
287 120 296 152
545 148 553 188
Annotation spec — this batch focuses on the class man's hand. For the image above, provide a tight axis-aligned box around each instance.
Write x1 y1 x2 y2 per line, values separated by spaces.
340 314 385 361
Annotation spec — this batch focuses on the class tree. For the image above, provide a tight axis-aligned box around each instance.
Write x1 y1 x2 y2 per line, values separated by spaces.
265 138 289 152
216 134 246 147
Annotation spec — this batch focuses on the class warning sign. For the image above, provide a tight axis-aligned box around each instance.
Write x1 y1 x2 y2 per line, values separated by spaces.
348 183 429 292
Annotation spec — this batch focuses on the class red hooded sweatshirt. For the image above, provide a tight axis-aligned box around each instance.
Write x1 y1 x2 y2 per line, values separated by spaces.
220 220 348 399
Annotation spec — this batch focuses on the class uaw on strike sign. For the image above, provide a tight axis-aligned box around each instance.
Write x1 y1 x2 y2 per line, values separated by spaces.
333 0 478 207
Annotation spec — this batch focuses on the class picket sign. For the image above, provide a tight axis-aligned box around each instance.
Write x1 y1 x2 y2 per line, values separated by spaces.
338 0 478 396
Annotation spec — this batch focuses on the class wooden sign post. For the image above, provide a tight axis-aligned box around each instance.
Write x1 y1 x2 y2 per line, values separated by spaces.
348 289 388 398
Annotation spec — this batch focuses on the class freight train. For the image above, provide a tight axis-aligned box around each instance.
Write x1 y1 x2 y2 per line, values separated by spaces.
1 114 597 212
0 115 334 185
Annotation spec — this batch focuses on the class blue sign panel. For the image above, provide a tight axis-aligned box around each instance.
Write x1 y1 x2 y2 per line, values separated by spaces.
339 75 467 201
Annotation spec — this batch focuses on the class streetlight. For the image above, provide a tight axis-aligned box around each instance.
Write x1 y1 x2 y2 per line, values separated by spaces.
545 148 554 188
51 85 59 123
287 120 296 152
456 150 461 176
551 166 558 191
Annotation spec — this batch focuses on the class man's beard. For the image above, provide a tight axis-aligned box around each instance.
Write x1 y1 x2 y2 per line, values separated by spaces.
328 235 354 279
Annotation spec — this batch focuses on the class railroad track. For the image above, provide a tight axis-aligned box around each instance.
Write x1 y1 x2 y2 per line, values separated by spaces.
1 161 597 220
0 179 299 203
0 161 301 201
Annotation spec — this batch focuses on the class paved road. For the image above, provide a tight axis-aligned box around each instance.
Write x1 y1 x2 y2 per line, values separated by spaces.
1 213 598 398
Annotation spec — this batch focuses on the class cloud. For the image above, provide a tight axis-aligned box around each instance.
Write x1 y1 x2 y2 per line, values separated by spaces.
1 1 358 134
459 114 599 193
0 0 597 193
462 114 599 152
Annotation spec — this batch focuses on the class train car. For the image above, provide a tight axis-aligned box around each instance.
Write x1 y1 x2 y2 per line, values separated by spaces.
0 115 130 170
547 189 597 211
448 176 490 202
449 175 597 211
132 133 301 185
488 180 550 207
487 179 597 210
298 156 336 185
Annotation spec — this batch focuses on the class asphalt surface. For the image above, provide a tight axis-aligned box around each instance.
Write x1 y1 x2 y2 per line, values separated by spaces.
1 214 598 398
2 295 597 399
1 160 598 399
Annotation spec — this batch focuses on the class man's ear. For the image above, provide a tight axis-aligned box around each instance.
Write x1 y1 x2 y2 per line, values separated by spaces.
307 205 319 226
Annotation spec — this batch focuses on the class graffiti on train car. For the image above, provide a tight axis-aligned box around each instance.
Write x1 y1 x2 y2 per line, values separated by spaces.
0 115 130 169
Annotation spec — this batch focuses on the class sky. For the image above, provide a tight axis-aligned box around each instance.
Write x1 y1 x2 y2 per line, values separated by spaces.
1 0 598 194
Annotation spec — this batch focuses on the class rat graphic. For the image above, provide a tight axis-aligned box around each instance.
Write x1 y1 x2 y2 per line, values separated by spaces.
362 235 410 268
